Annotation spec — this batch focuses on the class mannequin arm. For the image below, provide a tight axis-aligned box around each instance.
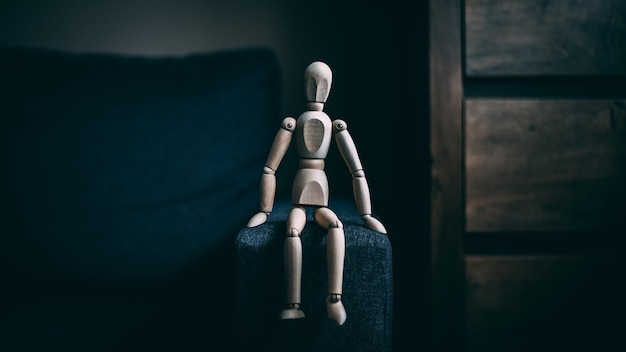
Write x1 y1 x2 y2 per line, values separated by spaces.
247 117 296 227
333 119 387 234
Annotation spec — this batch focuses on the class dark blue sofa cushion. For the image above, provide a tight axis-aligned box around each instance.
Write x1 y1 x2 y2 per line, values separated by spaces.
236 199 393 352
1 46 280 350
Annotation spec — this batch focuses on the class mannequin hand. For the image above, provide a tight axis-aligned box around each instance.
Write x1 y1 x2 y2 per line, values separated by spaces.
247 212 269 227
362 215 387 234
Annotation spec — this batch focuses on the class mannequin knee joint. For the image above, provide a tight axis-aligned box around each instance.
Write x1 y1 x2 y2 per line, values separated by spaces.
329 220 343 229
287 228 301 237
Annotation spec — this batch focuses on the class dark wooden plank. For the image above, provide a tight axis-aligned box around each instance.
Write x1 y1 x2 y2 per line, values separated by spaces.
465 0 626 76
466 99 626 232
464 231 624 255
465 75 626 99
465 255 624 352
429 0 465 349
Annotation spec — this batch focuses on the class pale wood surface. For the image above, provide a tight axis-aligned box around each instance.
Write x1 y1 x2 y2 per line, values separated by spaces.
283 237 303 303
326 228 345 295
295 111 332 158
465 255 623 351
259 171 275 213
466 99 626 232
305 61 332 103
333 118 386 233
334 120 363 174
291 168 329 206
465 0 626 76
266 117 296 170
251 60 385 326
256 117 296 216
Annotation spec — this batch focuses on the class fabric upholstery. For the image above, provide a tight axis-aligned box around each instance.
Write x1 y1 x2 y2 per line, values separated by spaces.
236 198 393 352
1 45 280 350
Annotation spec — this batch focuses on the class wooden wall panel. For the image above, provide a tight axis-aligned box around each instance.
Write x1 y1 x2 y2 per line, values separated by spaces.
465 0 626 76
430 0 465 348
465 255 623 351
466 99 626 232
429 1 626 351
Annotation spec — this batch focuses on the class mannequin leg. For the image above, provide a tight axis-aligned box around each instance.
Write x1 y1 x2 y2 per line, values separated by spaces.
313 207 347 325
280 206 307 319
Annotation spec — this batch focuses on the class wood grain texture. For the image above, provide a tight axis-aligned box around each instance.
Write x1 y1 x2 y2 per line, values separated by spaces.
429 0 465 348
465 255 624 352
465 0 626 76
466 99 626 232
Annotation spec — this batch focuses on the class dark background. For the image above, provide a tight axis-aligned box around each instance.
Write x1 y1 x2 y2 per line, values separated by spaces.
0 1 430 350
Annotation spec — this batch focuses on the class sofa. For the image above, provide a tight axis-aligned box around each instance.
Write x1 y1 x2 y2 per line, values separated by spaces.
1 45 392 351
237 198 393 352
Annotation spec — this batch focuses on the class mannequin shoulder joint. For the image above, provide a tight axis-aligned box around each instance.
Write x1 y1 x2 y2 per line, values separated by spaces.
332 119 347 133
282 117 296 132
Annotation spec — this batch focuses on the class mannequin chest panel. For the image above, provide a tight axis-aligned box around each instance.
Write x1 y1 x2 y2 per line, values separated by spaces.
296 111 332 159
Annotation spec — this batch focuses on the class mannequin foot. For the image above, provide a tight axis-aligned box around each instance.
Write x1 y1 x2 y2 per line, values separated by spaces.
279 304 305 320
326 294 346 325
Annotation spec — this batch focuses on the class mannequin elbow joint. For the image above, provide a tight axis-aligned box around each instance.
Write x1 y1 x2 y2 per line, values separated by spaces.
352 170 365 178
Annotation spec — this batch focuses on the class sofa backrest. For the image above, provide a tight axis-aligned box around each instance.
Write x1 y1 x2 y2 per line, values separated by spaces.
2 46 280 285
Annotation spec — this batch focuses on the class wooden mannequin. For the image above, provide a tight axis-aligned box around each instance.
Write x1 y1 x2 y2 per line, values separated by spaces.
247 61 386 325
